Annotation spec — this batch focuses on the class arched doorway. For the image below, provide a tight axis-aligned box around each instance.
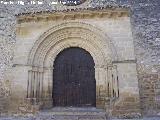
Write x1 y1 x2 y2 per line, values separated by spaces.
27 22 117 109
53 47 96 107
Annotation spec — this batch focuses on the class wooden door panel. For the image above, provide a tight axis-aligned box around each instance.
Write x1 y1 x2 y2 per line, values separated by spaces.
53 47 96 107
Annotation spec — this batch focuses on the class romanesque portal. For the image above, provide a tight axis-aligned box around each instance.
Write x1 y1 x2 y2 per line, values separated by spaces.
25 21 120 109
10 9 141 116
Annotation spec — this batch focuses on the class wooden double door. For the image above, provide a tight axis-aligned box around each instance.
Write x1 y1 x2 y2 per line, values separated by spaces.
53 47 96 107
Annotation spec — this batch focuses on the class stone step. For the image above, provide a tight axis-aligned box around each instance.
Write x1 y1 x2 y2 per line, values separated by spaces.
36 107 107 120
35 115 107 120
41 107 105 115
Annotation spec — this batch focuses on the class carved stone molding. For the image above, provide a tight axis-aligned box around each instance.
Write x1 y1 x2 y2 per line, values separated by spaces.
27 21 118 66
17 8 129 24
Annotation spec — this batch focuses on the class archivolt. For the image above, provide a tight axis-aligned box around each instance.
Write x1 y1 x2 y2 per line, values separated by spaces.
27 21 118 67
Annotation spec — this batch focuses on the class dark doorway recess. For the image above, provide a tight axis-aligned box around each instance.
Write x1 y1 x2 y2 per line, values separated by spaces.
53 47 96 107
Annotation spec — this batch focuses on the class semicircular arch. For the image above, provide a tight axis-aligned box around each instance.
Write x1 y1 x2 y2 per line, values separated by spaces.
28 21 118 67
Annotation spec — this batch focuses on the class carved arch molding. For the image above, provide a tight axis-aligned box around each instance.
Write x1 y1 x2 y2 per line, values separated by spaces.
27 21 119 109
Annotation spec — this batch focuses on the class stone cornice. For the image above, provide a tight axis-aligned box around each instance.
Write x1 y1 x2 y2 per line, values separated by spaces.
16 8 129 23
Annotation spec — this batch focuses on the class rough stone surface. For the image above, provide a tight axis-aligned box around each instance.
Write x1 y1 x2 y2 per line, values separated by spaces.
130 1 160 116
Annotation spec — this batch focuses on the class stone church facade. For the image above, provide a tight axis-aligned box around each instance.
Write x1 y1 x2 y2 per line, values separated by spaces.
0 0 160 119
